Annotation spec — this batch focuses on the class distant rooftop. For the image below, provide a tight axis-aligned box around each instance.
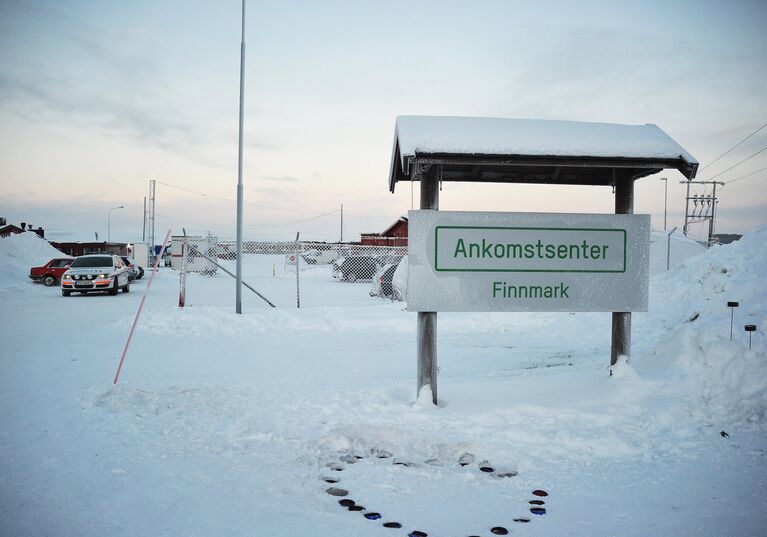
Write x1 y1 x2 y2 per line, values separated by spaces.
389 115 698 192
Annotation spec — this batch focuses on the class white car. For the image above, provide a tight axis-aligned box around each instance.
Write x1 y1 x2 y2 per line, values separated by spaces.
61 254 131 296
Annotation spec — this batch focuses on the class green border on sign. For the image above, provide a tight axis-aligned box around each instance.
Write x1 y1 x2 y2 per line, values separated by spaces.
434 226 627 273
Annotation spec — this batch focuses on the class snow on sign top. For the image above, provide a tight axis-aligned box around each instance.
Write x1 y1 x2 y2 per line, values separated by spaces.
395 115 698 164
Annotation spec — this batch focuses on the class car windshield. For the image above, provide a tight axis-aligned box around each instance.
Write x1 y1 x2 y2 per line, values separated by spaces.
71 256 113 268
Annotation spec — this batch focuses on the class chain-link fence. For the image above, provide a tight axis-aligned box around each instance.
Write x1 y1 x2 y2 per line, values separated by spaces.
171 234 407 309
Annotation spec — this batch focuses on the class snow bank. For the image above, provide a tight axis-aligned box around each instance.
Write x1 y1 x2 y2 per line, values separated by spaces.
0 231 66 293
639 227 767 427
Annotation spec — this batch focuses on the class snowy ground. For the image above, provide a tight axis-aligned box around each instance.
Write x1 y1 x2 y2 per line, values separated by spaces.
1 230 765 537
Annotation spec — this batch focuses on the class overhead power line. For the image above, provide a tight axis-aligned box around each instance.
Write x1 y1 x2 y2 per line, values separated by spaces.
722 165 767 186
699 122 767 173
706 144 767 181
156 209 340 230
156 180 232 202
156 180 332 215
247 210 340 230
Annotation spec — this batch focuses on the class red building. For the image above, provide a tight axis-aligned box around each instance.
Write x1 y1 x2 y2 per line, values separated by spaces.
49 242 128 256
360 216 408 247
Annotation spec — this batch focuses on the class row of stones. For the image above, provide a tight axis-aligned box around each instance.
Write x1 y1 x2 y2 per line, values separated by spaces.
321 450 549 536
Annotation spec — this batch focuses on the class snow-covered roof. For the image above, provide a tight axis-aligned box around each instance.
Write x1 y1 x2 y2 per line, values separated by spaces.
389 115 698 192
380 216 408 236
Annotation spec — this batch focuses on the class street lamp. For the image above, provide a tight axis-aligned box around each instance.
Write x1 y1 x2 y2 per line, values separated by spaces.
108 205 124 242
660 177 668 231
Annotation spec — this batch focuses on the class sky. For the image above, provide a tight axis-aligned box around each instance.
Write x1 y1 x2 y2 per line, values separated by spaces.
1 0 765 244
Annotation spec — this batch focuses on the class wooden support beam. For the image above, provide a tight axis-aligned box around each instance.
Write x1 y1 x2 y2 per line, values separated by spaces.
417 166 439 404
611 176 634 366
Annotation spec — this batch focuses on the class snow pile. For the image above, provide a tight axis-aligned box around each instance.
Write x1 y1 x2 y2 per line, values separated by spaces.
648 227 765 333
0 231 66 292
639 226 767 427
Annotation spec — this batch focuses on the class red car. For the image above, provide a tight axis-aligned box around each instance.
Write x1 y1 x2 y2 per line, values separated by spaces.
29 257 74 286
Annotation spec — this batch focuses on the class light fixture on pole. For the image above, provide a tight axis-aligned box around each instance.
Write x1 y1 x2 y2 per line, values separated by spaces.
660 177 668 231
108 205 124 242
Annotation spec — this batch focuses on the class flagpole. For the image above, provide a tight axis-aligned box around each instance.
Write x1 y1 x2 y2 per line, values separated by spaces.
235 0 246 314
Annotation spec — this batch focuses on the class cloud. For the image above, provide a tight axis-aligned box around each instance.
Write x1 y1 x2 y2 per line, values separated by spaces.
0 3 235 166
0 69 205 152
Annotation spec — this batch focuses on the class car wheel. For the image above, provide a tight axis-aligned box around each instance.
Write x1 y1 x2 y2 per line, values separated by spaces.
109 280 119 295
44 275 57 286
62 289 71 296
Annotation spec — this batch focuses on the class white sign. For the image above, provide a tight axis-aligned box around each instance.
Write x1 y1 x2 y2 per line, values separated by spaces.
407 210 650 312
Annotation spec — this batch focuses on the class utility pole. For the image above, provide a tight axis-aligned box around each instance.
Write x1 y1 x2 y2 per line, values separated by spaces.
680 180 724 245
340 203 343 242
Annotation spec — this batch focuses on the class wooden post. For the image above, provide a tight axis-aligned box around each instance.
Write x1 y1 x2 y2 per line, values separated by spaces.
611 176 634 366
417 165 439 404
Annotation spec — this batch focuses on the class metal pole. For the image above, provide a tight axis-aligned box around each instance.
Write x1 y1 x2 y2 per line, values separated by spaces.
142 196 147 242
611 176 633 366
340 203 343 242
683 180 690 236
727 302 739 340
179 229 188 308
295 232 300 308
417 164 439 404
661 177 668 231
666 226 677 271
235 0 246 314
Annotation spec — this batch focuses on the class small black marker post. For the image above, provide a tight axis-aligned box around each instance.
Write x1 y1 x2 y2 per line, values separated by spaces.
727 301 739 340
745 325 756 350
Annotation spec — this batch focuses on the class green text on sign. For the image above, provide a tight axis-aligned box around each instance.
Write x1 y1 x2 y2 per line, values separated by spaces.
434 226 627 273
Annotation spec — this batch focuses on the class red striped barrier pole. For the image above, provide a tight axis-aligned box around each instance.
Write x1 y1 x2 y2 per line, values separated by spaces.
113 230 172 385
